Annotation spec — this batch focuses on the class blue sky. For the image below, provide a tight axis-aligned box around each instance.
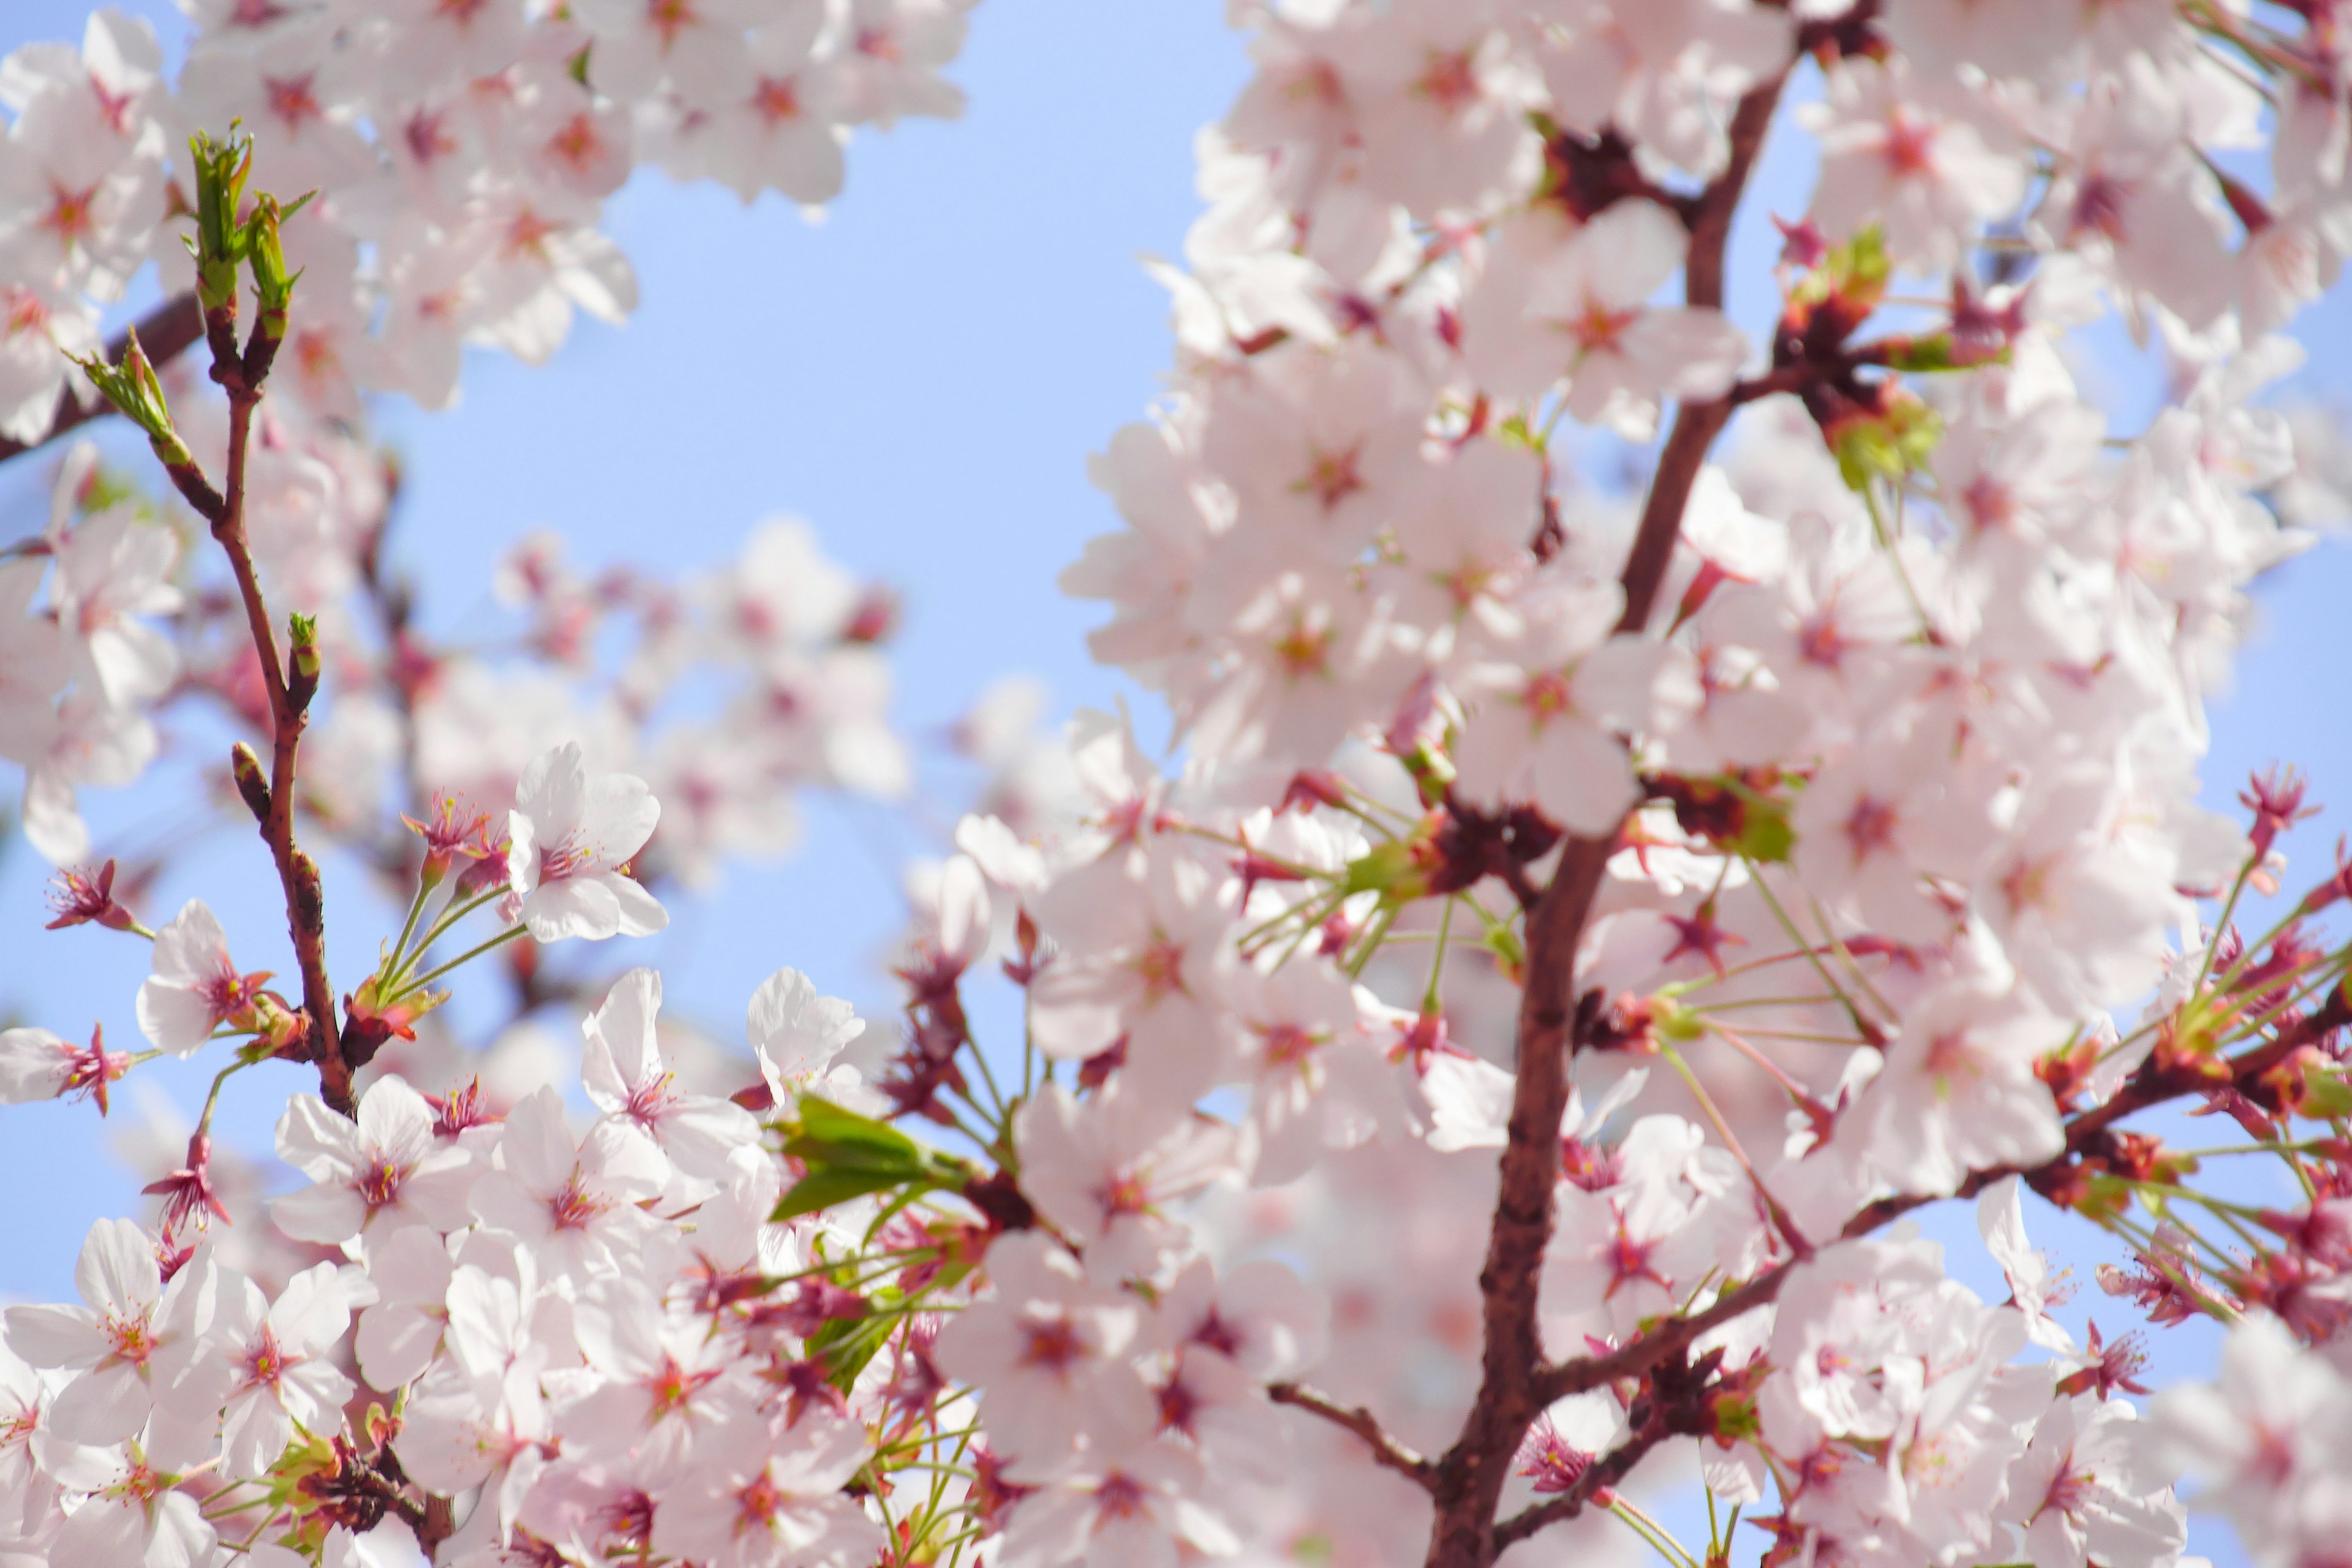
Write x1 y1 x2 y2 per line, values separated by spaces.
0 6 2347 1560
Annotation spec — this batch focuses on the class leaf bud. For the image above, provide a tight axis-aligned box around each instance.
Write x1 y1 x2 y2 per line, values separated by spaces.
286 611 321 714
230 741 271 824
186 127 254 317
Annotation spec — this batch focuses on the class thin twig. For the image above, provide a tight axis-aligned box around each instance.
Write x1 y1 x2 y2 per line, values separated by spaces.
198 290 352 1113
1268 1382 1436 1489
1418 69 1792 1568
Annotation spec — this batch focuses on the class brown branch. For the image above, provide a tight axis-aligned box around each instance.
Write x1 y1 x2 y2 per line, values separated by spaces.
198 300 353 1115
1419 70 1793 1568
1611 77 1784 641
0 293 202 466
1415 56 2343 1561
1517 982 2352 1421
1268 1382 1436 1488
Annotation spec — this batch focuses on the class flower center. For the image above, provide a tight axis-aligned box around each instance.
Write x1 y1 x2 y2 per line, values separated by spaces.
103 1311 154 1367
104 1460 168 1506
648 1352 718 1419
240 1329 290 1392
548 1170 612 1232
1292 445 1365 511
1272 614 1333 678
43 183 98 247
735 1469 784 1532
1882 113 1937 177
264 72 322 129
624 1071 679 1130
1567 297 1638 357
1129 937 1186 1003
1922 1030 1983 1088
753 77 802 124
1094 1169 1152 1219
546 114 606 173
1257 1022 1321 1069
540 829 601 883
1841 794 1899 864
1017 1316 1084 1373
1093 1470 1150 1523
1524 670 1575 723
4 287 48 337
1414 49 1480 113
650 0 699 48
2071 172 2128 241
356 1157 410 1213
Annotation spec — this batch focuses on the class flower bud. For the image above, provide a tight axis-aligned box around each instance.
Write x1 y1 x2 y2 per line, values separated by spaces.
230 741 271 824
286 611 321 715
340 974 448 1069
243 192 308 337
293 851 325 932
74 331 211 508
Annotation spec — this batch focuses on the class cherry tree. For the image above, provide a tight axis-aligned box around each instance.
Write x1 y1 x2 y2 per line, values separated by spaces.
0 1 2350 1567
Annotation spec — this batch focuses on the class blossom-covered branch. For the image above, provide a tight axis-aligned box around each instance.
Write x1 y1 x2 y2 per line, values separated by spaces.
5 1 2352 1567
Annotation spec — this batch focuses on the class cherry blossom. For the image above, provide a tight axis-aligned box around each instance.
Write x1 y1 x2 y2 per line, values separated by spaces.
580 967 759 1180
272 1077 476 1245
2 1220 206 1454
134 900 265 1058
507 741 668 942
0 0 2350 1563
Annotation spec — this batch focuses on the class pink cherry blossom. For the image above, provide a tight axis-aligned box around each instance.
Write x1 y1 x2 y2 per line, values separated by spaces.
273 1077 477 1245
507 741 668 942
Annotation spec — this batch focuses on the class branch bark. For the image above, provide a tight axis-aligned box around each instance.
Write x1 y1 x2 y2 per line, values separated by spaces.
163 293 354 1115
1268 1382 1436 1488
1416 70 1791 1568
0 293 203 466
1503 978 2352 1453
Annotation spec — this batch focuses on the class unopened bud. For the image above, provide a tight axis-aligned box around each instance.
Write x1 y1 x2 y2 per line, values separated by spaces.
74 331 211 503
842 585 899 646
1280 769 1349 814
241 189 313 385
286 611 321 714
251 993 306 1057
186 127 254 318
293 852 324 932
244 192 309 331
230 742 271 824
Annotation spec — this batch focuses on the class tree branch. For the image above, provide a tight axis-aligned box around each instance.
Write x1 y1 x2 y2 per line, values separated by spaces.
1419 70 1792 1568
0 293 203 466
1518 982 2352 1419
1268 1382 1436 1489
200 302 353 1115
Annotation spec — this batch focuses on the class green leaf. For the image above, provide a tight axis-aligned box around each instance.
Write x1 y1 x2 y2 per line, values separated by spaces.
186 127 254 313
775 1168 923 1221
785 1096 927 1174
1830 394 1943 492
2299 1062 2352 1120
1728 794 1794 864
770 1096 971 1223
807 1292 902 1389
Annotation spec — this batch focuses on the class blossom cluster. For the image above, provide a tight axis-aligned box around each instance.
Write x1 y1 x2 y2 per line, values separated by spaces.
1 0 973 430
2 0 2352 1566
0 0 978 883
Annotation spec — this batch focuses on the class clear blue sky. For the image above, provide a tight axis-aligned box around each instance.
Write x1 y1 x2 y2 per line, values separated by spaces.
0 9 2347 1562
